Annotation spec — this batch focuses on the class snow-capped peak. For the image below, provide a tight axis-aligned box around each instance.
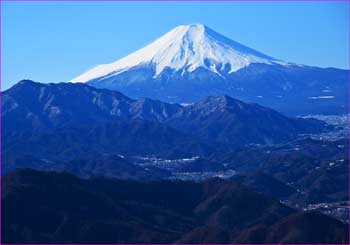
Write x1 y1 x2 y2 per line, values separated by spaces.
71 24 287 83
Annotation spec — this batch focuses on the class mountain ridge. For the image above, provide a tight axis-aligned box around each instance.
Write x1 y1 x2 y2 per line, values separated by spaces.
3 169 348 244
2 80 327 163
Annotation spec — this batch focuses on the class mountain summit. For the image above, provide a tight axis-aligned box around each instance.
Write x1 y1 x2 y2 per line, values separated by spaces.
70 24 347 115
71 24 286 83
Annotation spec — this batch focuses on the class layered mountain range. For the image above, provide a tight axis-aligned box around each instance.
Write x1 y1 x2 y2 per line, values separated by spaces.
2 79 349 243
71 24 348 115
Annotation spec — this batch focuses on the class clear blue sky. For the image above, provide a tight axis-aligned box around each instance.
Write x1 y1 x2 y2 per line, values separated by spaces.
1 1 349 90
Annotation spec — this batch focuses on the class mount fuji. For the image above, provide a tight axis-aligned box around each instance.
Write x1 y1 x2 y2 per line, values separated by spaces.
71 24 348 115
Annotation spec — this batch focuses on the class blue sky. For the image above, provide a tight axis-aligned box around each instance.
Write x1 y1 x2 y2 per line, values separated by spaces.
1 1 349 90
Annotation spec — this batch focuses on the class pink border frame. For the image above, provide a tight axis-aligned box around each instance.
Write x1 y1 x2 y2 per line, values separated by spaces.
0 0 349 244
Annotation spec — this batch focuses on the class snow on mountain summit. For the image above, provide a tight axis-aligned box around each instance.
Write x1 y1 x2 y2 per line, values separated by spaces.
71 24 287 83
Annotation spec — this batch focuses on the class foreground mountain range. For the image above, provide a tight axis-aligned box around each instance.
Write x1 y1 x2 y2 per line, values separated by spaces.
70 24 348 115
3 169 349 244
